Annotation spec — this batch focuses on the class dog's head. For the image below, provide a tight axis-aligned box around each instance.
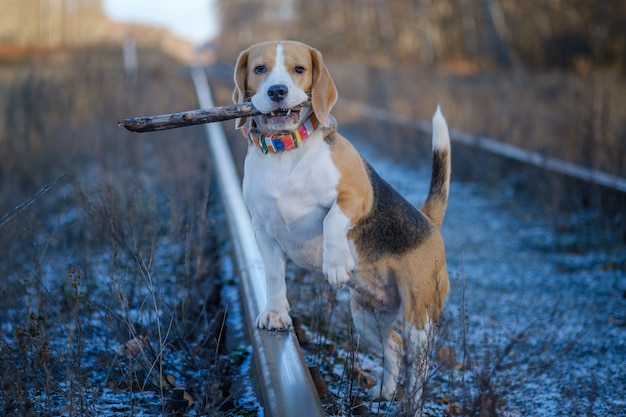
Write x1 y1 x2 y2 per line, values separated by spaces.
232 40 337 133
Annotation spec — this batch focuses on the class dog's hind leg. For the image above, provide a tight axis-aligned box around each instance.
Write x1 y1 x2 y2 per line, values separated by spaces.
350 290 403 401
396 260 446 416
401 319 433 416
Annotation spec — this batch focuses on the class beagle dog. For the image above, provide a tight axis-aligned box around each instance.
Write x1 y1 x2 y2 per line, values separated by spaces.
233 40 450 413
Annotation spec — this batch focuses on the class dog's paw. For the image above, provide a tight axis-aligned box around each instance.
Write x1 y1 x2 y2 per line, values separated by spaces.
368 380 399 401
324 265 352 287
323 257 355 287
256 309 292 331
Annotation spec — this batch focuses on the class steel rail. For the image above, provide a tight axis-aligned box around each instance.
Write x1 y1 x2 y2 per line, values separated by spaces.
340 99 626 193
190 67 326 417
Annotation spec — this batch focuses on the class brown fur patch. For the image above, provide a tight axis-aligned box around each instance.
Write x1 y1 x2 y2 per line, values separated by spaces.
396 238 449 329
327 132 448 330
328 132 373 224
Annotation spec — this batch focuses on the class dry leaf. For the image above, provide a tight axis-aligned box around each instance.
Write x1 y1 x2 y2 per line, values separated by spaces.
117 336 147 357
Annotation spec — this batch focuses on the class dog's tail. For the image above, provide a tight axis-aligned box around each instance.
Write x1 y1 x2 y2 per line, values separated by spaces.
422 106 451 229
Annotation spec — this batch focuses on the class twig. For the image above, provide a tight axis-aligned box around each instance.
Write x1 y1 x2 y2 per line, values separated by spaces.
215 307 228 365
118 102 260 133
0 173 67 229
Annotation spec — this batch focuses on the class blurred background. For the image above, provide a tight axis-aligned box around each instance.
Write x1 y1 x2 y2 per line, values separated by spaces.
5 0 624 69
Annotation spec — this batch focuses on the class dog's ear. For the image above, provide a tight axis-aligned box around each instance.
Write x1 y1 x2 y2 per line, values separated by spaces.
310 47 337 128
232 49 249 129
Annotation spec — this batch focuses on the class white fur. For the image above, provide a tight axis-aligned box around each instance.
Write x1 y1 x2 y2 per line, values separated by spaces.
432 106 450 152
403 320 432 408
243 128 344 328
322 204 356 286
243 45 359 329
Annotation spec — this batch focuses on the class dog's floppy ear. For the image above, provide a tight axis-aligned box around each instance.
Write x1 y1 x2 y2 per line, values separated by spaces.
310 47 337 128
232 49 250 129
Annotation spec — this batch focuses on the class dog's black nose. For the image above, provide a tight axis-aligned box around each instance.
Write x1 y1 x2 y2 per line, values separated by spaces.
267 84 288 102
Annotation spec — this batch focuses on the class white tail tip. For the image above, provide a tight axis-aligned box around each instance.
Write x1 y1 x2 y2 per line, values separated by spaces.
432 106 450 151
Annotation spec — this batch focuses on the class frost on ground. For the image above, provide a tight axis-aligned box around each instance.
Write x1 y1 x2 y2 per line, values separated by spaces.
287 140 625 417
0 193 255 416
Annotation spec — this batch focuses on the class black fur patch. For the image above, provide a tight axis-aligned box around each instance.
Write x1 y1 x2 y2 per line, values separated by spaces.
427 149 449 203
351 161 433 262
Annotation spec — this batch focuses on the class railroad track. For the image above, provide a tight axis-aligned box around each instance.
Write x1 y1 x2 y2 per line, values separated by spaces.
190 67 327 417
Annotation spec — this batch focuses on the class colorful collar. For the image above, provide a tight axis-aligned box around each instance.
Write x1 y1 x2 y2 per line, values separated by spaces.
241 114 319 154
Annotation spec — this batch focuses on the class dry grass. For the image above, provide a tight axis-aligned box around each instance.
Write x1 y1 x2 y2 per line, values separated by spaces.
0 47 252 416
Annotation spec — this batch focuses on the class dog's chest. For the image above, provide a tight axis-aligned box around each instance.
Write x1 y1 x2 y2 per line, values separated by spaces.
243 138 339 257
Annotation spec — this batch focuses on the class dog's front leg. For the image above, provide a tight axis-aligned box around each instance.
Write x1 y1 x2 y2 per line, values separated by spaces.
323 203 355 287
253 226 291 330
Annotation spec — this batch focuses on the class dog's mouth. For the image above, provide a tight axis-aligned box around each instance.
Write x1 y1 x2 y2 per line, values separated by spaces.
262 107 301 125
249 100 312 133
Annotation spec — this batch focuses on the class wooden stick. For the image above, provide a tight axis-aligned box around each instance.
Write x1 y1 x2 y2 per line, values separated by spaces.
118 102 260 133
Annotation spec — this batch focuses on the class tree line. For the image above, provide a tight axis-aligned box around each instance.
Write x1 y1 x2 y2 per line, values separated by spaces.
216 0 626 72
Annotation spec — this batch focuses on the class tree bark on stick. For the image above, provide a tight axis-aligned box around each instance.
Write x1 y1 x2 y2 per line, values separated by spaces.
118 102 260 133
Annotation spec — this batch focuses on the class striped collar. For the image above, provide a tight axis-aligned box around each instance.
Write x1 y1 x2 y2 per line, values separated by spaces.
241 113 319 154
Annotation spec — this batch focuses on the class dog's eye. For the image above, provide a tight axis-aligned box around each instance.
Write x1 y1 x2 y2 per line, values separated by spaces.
254 65 266 74
294 66 306 74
